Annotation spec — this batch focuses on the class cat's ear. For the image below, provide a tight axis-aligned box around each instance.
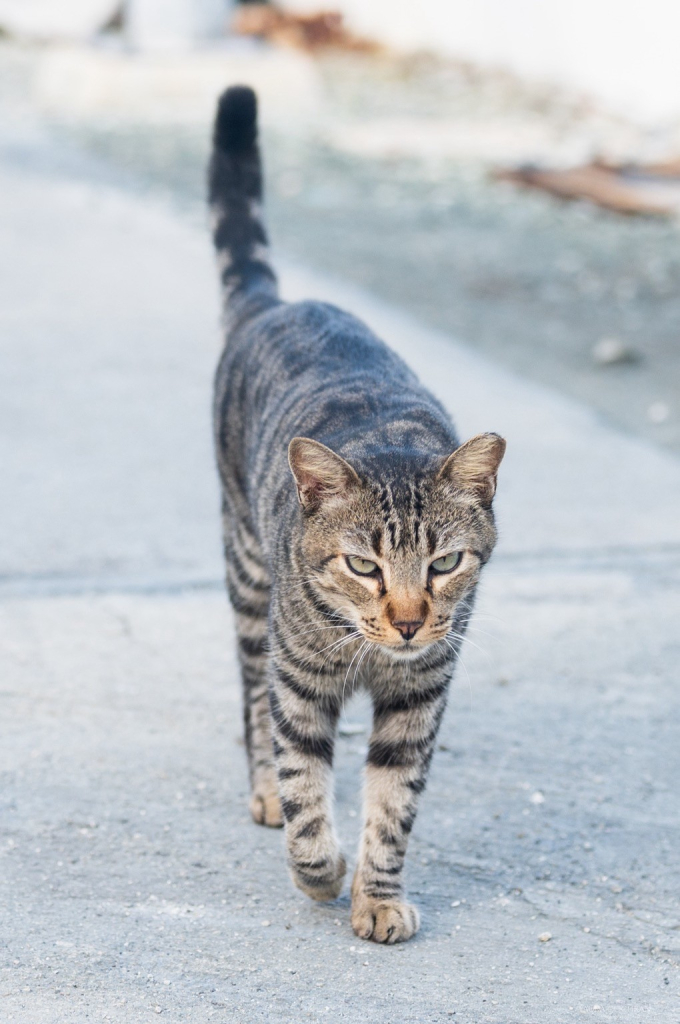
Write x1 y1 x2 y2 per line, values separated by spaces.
437 433 506 506
288 437 360 511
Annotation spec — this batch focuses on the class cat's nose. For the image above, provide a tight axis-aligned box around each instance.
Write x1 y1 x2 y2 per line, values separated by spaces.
392 619 424 642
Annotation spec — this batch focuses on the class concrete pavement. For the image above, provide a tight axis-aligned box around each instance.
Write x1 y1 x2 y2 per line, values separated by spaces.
1 112 680 1022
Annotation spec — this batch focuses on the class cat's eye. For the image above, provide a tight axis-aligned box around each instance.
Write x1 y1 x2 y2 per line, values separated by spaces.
346 555 380 576
430 552 462 575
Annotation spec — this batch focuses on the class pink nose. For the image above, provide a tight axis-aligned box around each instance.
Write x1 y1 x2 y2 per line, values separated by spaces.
392 619 424 642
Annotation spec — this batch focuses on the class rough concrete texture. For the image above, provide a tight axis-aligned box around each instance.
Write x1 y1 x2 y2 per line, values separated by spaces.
2 94 680 1023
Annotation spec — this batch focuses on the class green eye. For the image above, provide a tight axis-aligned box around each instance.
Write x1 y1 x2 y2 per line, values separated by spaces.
347 555 379 576
430 552 462 574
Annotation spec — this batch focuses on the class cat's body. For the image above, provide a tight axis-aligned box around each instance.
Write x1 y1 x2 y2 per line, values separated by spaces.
210 87 505 943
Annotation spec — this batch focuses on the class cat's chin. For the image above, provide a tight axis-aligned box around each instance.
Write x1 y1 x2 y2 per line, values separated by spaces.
374 640 438 662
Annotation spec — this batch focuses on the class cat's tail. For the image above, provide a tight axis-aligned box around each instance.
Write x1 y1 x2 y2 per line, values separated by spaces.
209 86 278 319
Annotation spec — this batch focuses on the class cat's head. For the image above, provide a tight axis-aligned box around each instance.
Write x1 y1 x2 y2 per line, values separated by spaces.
288 433 505 658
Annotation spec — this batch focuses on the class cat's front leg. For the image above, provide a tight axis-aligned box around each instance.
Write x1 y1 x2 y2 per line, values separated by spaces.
352 674 449 943
269 661 346 901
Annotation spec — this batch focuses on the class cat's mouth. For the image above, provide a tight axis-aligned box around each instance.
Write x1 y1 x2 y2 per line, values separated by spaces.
387 617 460 657
363 630 445 660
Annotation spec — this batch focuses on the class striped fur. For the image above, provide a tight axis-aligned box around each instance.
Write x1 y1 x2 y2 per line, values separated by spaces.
209 87 505 943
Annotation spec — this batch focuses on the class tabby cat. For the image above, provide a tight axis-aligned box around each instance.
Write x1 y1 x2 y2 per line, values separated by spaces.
209 86 505 944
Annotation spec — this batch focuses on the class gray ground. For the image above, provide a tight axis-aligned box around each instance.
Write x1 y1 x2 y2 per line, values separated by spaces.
1 43 680 1024
59 50 680 454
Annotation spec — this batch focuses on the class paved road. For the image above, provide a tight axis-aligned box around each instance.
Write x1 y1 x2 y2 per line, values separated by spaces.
1 110 680 1022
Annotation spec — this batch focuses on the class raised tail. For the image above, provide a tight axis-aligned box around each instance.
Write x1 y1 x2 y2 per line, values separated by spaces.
209 86 278 318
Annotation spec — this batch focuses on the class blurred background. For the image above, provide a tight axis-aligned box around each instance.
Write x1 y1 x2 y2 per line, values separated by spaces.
1 0 678 453
3 8 680 1018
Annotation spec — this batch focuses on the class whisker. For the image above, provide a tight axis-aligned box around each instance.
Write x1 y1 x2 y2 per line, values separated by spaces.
461 612 508 626
318 631 362 655
352 640 373 690
447 629 485 656
462 624 504 645
342 640 368 706
440 638 473 714
275 622 354 644
313 630 362 682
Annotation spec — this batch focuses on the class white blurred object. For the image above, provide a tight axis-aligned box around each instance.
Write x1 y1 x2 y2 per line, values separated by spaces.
286 0 680 124
647 401 670 424
0 0 118 39
591 337 639 366
36 44 322 126
126 0 231 49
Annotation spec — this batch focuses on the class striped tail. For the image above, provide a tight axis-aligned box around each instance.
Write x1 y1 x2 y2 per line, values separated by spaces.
209 86 278 318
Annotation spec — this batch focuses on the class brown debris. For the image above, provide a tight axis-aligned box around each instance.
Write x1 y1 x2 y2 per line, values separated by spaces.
496 159 680 216
232 4 380 53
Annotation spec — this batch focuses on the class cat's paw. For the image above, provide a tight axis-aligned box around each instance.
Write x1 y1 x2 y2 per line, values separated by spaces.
351 896 420 944
290 853 347 902
249 789 283 828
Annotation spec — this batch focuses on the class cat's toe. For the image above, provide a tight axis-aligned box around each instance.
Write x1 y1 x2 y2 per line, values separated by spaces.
249 791 283 828
351 897 420 944
290 853 347 902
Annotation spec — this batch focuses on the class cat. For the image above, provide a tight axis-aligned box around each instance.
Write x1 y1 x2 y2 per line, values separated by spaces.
209 86 505 944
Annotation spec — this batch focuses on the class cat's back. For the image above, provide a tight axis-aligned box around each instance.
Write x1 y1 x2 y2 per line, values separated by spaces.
216 298 445 434
214 297 458 535
219 298 412 393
